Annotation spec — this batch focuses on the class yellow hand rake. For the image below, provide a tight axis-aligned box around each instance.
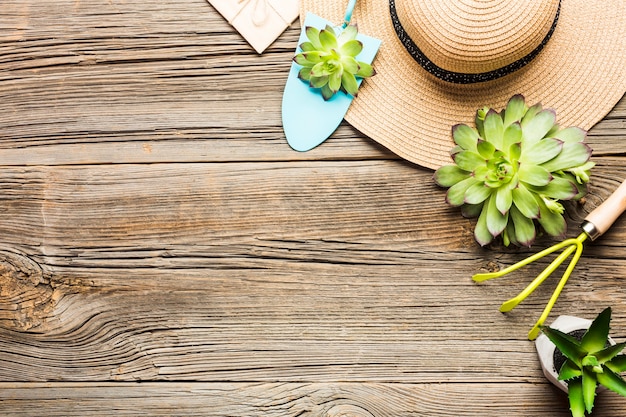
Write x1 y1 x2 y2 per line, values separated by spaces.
473 179 626 340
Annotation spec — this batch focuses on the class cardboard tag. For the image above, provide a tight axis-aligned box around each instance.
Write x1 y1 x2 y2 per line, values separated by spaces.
208 0 299 53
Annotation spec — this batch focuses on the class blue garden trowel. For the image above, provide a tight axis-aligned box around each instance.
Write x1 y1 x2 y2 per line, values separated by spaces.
282 3 381 152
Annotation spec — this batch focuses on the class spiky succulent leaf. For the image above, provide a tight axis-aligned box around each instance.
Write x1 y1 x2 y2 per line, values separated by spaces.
597 365 626 397
594 343 626 365
567 378 586 417
606 355 626 373
559 359 583 381
581 307 612 353
541 307 626 416
434 95 594 246
293 23 374 100
540 325 586 367
582 367 598 414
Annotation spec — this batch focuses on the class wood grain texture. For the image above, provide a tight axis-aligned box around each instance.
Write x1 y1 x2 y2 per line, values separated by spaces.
1 382 625 416
1 1 626 416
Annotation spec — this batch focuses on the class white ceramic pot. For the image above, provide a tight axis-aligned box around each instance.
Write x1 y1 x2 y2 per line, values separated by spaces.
535 315 615 392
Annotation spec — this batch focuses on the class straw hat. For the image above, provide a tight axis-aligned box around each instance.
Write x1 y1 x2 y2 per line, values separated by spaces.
300 0 626 170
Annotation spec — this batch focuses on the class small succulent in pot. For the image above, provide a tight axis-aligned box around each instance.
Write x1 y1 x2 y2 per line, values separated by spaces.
293 24 375 100
539 307 626 417
434 95 595 247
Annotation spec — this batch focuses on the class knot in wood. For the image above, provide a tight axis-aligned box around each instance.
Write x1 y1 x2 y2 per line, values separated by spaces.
325 404 375 417
0 249 52 332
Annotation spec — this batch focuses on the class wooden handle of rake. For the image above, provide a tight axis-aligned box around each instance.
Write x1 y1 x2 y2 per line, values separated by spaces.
583 179 626 240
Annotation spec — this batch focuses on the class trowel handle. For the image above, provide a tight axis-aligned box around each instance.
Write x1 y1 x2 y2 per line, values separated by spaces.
582 179 626 240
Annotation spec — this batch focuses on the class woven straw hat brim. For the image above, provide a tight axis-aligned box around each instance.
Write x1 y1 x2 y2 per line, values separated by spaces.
300 0 626 170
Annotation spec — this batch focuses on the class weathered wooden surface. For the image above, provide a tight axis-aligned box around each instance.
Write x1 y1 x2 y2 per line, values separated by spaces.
1 1 626 416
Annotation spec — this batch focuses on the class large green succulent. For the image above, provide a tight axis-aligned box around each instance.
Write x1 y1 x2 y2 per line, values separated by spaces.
293 24 375 100
434 95 595 247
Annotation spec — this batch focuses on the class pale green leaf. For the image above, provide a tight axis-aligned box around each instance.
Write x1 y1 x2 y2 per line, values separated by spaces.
477 140 495 158
495 183 513 214
465 182 492 205
549 126 587 143
319 27 338 50
483 110 504 149
309 74 328 89
522 108 556 145
452 124 479 152
453 150 485 172
310 61 330 77
340 55 359 74
446 176 478 206
519 164 552 186
434 165 470 187
540 142 592 172
486 194 508 236
297 67 312 81
503 94 527 127
328 71 342 92
502 122 522 151
536 194 567 237
527 176 578 200
520 138 563 164
509 204 535 247
474 202 495 246
305 26 322 50
337 24 357 43
341 71 358 96
299 41 316 52
355 61 375 78
512 183 540 219
339 39 362 57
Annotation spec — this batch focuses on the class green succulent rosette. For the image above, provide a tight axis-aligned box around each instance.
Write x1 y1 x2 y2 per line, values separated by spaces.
293 24 375 100
434 95 595 247
540 307 626 417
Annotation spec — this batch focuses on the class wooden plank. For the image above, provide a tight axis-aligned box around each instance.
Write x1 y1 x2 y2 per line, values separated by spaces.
1 382 626 416
0 160 625 382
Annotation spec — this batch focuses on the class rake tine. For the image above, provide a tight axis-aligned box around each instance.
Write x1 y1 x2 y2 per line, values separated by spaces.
498 243 578 313
472 236 581 282
528 234 587 340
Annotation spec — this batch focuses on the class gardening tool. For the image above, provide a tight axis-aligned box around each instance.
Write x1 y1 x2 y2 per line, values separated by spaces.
282 0 381 152
473 178 626 340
